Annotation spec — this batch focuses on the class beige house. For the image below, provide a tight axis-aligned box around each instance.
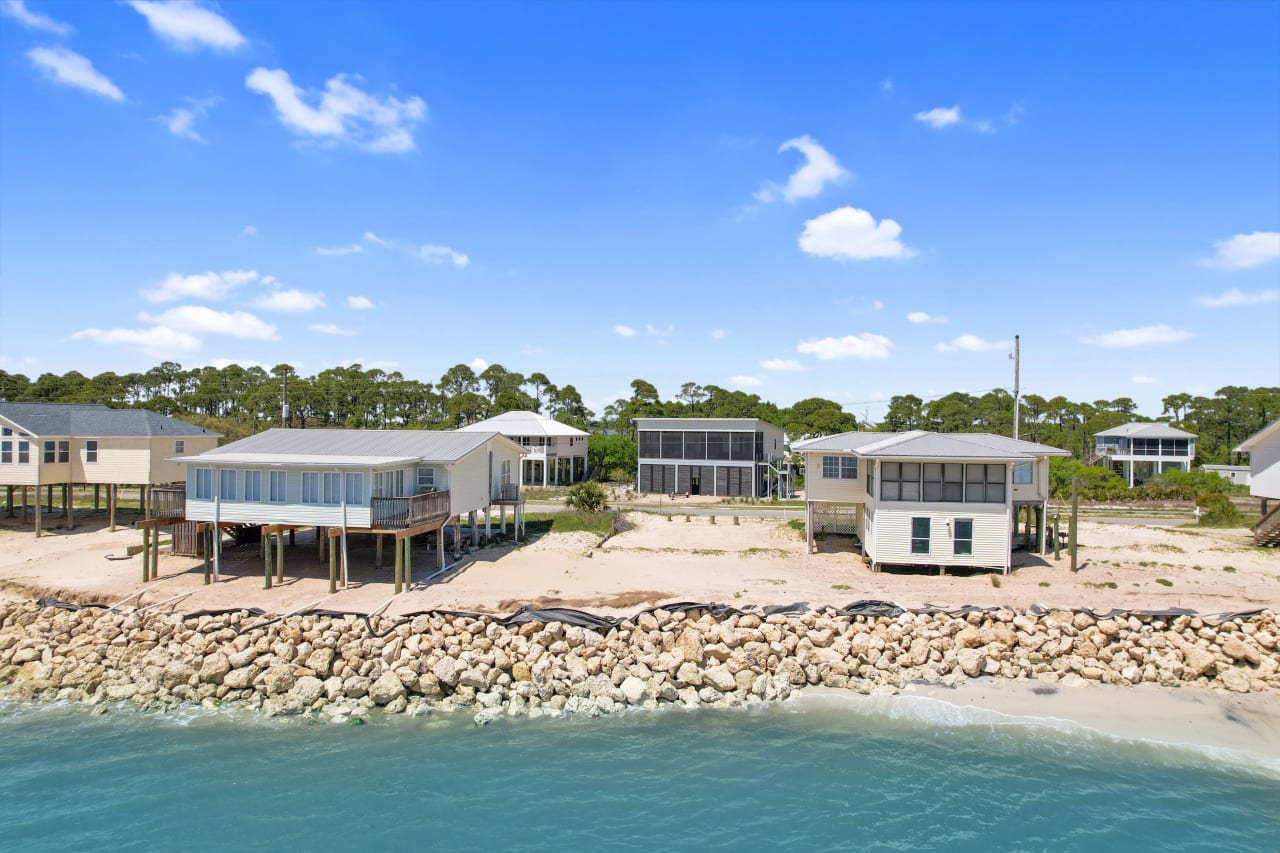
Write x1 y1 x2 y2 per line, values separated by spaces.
457 411 589 486
0 402 219 534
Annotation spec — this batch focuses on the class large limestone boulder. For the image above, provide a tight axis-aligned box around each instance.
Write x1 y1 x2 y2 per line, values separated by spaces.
198 652 231 684
704 665 737 692
305 647 335 678
956 648 985 678
1181 645 1216 678
620 676 647 704
289 675 325 708
261 665 296 696
369 670 407 705
223 666 257 690
1220 637 1261 666
675 629 704 665
432 656 462 687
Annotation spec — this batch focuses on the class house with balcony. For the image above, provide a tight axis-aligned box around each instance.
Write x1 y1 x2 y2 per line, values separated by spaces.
456 410 588 487
794 430 1070 573
176 428 525 589
0 401 219 535
1090 422 1196 486
634 417 788 498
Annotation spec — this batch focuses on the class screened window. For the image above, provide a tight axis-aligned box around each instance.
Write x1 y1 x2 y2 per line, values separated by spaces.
942 464 963 501
322 472 342 505
345 473 364 505
707 432 730 460
881 462 901 501
268 471 287 503
218 469 237 501
953 518 973 556
417 467 435 490
174 440 185 455
17 441 29 464
0 441 11 464
900 462 921 500
661 431 684 459
85 440 98 463
638 431 661 458
193 468 213 500
683 431 707 460
244 470 263 502
730 431 755 461
1013 462 1033 484
301 472 321 504
911 517 930 554
922 463 943 501
43 441 55 463
965 464 1006 503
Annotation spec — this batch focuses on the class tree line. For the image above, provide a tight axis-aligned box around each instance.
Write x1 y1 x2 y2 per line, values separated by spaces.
1 363 1274 467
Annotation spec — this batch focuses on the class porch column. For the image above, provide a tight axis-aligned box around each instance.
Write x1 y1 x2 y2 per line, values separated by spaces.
405 537 412 586
543 459 548 488
141 486 148 520
264 532 273 589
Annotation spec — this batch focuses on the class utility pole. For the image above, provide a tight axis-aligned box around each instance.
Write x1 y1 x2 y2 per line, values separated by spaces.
281 369 289 427
1011 334 1021 440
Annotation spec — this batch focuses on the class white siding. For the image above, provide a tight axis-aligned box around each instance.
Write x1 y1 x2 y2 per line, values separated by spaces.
1010 458 1048 503
1250 436 1280 500
186 497 372 528
868 503 1010 569
448 445 491 517
490 442 523 499
803 451 867 502
78 439 150 484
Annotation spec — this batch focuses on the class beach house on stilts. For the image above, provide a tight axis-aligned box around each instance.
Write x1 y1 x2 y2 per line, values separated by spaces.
456 410 589 487
173 429 525 593
796 430 1069 574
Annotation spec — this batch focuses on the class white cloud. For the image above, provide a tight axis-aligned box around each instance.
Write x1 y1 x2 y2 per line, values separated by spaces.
157 96 218 141
1196 287 1280 308
2 1 70 35
612 324 637 337
914 106 961 128
1079 324 1195 348
710 328 729 340
317 243 364 257
1131 375 1159 385
797 333 893 360
755 135 848 203
241 225 257 237
363 231 387 245
253 289 326 312
139 306 277 339
72 325 202 355
308 323 356 336
933 333 1012 353
760 358 805 371
907 311 948 324
127 1 246 52
419 244 468 267
26 46 124 101
346 295 374 310
1199 232 1280 270
799 206 913 261
0 354 38 371
729 375 762 388
245 67 427 153
467 358 489 371
140 269 259 302
646 323 675 338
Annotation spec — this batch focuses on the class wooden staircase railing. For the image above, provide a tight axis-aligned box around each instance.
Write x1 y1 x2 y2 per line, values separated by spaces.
1251 503 1280 547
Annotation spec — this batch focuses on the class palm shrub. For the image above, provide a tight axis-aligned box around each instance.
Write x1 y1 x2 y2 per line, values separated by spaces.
566 481 608 512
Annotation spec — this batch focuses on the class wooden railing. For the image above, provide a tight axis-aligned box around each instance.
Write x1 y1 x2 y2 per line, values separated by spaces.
370 491 451 530
150 487 186 519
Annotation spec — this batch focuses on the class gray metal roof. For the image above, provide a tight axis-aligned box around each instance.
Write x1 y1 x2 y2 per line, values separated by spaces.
0 402 219 438
797 430 1070 460
1094 422 1196 439
457 410 588 437
187 428 516 465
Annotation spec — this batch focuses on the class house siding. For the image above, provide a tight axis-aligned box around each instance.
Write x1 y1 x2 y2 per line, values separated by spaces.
1250 436 1280 501
869 502 1009 569
803 452 868 503
78 439 150 484
186 497 373 529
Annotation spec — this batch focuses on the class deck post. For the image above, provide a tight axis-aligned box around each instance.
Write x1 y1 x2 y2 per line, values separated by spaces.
141 528 150 582
5 486 11 518
1069 478 1079 572
150 526 159 580
46 484 53 512
203 529 212 584
109 485 116 531
34 488 41 537
485 507 491 541
328 537 337 594
276 532 285 584
500 504 506 535
394 535 404 594
436 529 444 569
318 526 325 562
376 534 384 569
289 529 296 546
264 531 273 590
20 486 27 522
405 536 412 586
94 485 100 512
453 520 461 556
141 486 148 520
469 511 478 546
65 484 73 530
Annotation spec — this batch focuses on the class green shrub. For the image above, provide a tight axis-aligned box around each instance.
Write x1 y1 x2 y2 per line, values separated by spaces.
1196 492 1243 526
565 481 608 512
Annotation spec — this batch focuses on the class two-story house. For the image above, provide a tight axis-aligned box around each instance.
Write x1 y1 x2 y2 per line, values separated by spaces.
1091 422 1196 486
796 430 1069 573
634 417 788 498
457 411 589 487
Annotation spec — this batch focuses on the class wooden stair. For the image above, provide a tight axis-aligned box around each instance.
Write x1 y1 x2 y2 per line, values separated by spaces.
1252 504 1280 547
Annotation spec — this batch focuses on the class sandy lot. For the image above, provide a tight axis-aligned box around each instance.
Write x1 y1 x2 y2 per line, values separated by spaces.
0 510 1276 617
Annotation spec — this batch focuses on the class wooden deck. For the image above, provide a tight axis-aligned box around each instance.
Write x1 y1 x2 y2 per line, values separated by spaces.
371 491 450 529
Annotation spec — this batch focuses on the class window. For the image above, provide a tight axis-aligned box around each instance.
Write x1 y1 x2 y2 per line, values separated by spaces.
821 455 857 479
301 472 321 504
683 431 707 460
706 432 731 460
322 472 342 505
58 441 69 463
193 468 213 500
345 473 364 505
900 462 921 500
638 431 661 458
965 464 1006 503
0 427 9 436
44 441 55 463
953 519 973 556
175 440 185 455
942 464 964 501
268 471 287 503
730 431 755 461
911 517 930 554
881 462 901 501
17 441 28 464
0 441 10 464
85 440 98 463
218 469 237 501
244 470 263 502
660 431 684 459
417 467 435 490
1013 462 1033 485
922 463 943 501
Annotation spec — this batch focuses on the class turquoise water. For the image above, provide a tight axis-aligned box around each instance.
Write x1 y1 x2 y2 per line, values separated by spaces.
1 698 1276 852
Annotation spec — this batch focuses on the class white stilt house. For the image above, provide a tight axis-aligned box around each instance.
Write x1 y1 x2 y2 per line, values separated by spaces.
1091 422 1196 486
456 411 589 487
1236 418 1280 545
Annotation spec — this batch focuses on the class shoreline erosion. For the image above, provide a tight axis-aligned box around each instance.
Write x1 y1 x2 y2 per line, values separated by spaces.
2 598 1277 763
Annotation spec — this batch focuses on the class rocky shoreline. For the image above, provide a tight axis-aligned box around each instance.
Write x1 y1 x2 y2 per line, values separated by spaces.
1 600 1276 726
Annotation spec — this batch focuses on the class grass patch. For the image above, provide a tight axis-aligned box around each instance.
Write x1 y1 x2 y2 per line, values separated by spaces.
742 547 790 558
1223 565 1237 574
750 578 787 586
1083 581 1118 590
1156 578 1173 587
831 584 852 591
786 519 806 532
1145 543 1186 554
1038 582 1051 588
521 511 616 538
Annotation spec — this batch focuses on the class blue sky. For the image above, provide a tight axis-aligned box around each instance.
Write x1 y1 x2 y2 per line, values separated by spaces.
1 0 1277 419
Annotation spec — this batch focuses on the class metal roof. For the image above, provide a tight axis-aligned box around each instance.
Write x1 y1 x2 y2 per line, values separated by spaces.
1093 422 1196 439
0 402 219 438
183 428 520 465
456 410 588 438
1236 417 1280 453
796 430 1071 460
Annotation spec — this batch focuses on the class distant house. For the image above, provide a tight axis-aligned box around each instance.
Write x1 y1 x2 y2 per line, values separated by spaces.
1091 422 1196 486
634 417 787 498
1201 464 1251 487
0 401 219 535
456 411 588 487
796 430 1070 573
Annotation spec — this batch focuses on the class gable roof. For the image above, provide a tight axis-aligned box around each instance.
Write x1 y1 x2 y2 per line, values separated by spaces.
456 410 588 438
797 430 1071 460
1236 418 1280 453
1093 421 1196 439
0 402 219 438
182 428 521 466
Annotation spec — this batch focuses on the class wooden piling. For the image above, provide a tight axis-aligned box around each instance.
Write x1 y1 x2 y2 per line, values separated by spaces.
394 536 404 594
276 532 285 583
150 527 159 580
405 536 412 586
108 485 117 531
141 528 150 582
264 531 273 590
203 528 212 584
328 539 337 594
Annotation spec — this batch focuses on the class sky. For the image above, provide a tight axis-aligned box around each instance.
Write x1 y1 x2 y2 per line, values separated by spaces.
1 0 1278 421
